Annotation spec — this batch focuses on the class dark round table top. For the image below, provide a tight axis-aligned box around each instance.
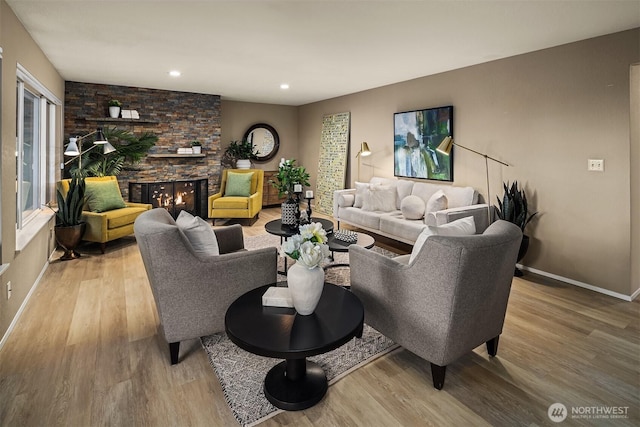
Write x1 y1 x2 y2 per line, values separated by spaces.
327 232 375 253
264 218 334 238
225 283 364 360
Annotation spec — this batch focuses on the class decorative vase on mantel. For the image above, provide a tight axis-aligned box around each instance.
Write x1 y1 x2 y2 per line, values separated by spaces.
281 199 298 227
287 262 325 315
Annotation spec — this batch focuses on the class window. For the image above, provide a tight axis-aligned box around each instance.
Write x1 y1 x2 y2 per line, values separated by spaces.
16 64 60 231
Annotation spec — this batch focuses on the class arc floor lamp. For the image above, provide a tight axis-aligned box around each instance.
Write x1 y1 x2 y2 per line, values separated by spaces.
436 136 509 222
356 141 371 181
64 127 116 167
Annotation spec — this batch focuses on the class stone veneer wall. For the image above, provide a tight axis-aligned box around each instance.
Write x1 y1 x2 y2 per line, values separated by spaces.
64 81 222 199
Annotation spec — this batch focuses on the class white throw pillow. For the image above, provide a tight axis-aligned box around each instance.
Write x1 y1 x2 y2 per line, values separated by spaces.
337 193 355 207
400 195 426 220
408 216 476 264
176 210 220 256
362 185 396 212
354 182 369 208
426 189 448 213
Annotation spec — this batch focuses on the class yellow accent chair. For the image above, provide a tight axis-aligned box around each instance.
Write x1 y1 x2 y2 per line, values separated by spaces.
208 169 263 225
57 176 151 253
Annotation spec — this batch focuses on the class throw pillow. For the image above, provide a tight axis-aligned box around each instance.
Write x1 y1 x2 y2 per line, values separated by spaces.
84 180 127 213
225 172 253 197
426 189 448 213
176 210 220 256
354 182 369 208
337 193 355 207
362 185 396 212
409 216 476 264
400 195 426 220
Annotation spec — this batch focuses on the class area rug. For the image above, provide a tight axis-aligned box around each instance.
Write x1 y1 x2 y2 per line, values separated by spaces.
243 232 399 286
201 325 397 427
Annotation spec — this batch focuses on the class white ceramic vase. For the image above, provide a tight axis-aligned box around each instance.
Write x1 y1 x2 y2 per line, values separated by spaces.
109 106 121 118
287 262 325 315
236 159 251 169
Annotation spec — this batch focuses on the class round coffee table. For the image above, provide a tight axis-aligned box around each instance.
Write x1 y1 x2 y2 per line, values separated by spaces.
225 283 364 411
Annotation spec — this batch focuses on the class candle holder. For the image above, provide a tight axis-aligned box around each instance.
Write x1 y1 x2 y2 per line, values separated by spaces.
305 197 313 221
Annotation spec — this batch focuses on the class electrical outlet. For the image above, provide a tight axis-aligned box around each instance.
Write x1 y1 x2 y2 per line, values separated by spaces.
6 282 11 300
588 159 604 172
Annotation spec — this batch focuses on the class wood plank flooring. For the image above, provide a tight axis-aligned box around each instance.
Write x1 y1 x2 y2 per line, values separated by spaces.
0 207 638 426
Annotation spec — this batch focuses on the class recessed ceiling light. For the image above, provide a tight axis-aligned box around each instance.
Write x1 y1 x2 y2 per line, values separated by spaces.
169 70 181 77
280 83 290 90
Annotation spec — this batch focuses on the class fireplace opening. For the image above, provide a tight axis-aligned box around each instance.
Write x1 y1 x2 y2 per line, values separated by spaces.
129 178 208 219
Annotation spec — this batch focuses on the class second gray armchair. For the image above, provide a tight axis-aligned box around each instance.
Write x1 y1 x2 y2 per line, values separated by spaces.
349 220 522 389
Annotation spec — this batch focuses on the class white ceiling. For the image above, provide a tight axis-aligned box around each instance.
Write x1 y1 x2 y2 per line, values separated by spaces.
7 0 640 106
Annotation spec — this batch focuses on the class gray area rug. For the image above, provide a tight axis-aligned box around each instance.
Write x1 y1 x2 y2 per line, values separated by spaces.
201 325 397 427
200 233 400 426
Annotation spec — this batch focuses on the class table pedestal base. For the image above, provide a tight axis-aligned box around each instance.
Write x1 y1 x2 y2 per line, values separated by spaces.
264 359 327 411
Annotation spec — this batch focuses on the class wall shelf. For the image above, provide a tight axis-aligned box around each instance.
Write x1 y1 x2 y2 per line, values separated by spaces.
84 117 160 124
147 153 206 158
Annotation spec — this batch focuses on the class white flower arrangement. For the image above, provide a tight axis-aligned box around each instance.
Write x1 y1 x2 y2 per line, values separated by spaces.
281 222 331 269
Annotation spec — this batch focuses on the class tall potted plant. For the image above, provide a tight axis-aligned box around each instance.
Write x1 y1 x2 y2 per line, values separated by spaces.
54 176 87 260
270 159 310 226
224 140 259 169
495 181 538 276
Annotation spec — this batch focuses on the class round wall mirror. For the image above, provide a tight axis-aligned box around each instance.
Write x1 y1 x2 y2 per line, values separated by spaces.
244 123 279 162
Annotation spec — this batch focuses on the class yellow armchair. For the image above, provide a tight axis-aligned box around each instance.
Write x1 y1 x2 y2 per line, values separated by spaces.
208 169 263 225
57 176 151 253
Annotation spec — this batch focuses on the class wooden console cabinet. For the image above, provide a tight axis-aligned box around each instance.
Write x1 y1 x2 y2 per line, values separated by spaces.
263 170 287 207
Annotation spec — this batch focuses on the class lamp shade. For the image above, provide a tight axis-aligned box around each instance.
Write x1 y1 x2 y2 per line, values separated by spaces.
358 141 371 157
64 137 80 156
103 141 117 154
436 136 454 156
93 128 108 144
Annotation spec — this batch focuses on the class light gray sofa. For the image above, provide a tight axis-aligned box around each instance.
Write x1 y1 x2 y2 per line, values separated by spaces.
349 220 523 389
134 208 278 364
333 177 490 244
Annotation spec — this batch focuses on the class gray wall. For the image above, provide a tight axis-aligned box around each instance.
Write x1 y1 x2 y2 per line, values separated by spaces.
298 29 639 297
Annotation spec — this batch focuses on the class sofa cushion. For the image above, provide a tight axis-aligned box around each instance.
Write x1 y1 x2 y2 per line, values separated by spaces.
339 207 383 230
443 186 476 208
426 189 448 213
103 206 149 229
213 196 249 210
400 195 426 220
396 179 414 209
409 216 476 263
362 185 396 212
225 172 253 197
354 182 369 208
84 180 127 213
410 181 441 203
176 210 219 256
337 193 355 207
379 212 426 243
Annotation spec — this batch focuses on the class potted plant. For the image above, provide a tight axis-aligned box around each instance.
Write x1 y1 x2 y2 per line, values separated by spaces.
108 99 122 118
270 159 310 226
495 181 538 276
190 140 202 154
224 140 259 169
53 176 87 260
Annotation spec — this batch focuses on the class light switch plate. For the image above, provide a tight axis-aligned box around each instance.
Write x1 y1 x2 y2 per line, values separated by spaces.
588 159 604 172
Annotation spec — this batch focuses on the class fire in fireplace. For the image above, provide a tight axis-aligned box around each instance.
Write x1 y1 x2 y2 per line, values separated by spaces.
129 178 208 219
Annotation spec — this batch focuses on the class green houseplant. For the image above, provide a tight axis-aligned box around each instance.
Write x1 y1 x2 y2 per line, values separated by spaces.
270 159 311 226
54 176 87 260
495 181 538 276
224 140 259 168
108 100 122 118
190 140 202 154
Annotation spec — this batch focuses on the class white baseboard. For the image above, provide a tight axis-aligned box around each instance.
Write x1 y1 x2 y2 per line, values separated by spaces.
0 261 50 352
517 264 639 302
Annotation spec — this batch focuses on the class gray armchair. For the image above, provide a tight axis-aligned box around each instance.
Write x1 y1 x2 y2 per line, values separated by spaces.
134 208 278 364
349 220 522 389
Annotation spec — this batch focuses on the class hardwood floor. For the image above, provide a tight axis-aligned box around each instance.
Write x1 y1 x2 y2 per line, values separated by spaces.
0 207 638 426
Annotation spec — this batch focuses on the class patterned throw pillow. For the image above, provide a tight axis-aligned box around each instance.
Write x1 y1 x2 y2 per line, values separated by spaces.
84 180 127 213
225 172 253 197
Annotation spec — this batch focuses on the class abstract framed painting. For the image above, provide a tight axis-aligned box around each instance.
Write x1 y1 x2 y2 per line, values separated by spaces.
394 105 453 181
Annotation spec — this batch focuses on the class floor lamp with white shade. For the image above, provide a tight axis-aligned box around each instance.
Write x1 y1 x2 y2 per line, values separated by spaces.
436 136 509 223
